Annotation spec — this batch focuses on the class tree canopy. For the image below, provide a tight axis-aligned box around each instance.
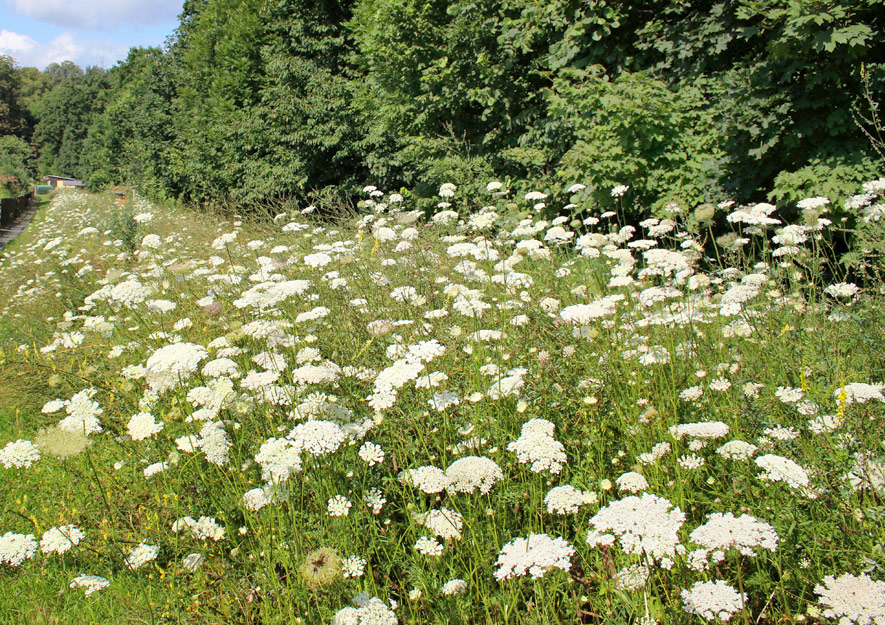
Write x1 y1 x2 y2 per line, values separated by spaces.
0 0 881 212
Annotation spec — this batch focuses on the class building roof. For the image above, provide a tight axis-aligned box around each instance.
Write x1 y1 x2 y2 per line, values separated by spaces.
44 175 79 181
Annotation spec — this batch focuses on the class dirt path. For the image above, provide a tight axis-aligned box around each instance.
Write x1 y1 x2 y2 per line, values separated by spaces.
0 202 38 250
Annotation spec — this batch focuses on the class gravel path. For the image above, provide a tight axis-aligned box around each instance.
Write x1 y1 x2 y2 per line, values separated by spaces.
0 202 38 250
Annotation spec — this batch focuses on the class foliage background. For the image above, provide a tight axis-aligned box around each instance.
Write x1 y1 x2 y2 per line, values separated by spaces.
1 0 882 211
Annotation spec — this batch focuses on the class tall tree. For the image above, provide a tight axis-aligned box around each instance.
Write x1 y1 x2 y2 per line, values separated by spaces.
249 0 367 202
32 65 111 178
0 55 28 137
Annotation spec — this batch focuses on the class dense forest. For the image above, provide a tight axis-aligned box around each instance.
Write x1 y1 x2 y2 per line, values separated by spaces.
1 0 883 213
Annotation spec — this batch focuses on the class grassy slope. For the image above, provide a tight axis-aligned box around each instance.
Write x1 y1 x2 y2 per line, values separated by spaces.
0 189 883 625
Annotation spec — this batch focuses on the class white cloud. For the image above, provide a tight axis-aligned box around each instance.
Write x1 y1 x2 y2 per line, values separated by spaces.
0 29 129 69
0 28 38 56
8 0 182 32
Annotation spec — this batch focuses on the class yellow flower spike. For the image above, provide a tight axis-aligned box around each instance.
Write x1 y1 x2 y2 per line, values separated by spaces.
354 337 375 360
371 239 379 256
800 366 807 393
836 385 847 425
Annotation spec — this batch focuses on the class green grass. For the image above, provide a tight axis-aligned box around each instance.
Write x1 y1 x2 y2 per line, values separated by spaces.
0 184 884 625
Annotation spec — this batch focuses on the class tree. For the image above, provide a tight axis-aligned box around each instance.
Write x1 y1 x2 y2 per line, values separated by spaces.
349 0 558 193
0 135 31 195
31 65 111 178
81 47 176 190
0 55 28 137
249 0 367 202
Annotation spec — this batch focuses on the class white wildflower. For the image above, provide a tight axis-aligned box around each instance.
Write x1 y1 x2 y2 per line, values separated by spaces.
494 534 574 581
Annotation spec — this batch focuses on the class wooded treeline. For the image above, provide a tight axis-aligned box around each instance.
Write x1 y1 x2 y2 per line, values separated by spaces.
1 0 883 212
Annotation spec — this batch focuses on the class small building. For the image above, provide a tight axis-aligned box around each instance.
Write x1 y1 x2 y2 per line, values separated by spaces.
43 175 84 189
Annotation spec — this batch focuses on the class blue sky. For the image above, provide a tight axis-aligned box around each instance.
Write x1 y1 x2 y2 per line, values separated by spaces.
0 0 183 70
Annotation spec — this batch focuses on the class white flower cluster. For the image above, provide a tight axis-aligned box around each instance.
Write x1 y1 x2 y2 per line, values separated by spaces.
727 202 780 226
402 456 503 495
716 440 757 461
0 439 41 469
637 442 671 465
690 513 778 562
198 421 231 466
40 525 85 554
342 555 366 578
679 454 705 470
292 362 340 386
107 279 151 307
417 508 463 541
288 420 345 456
0 531 37 566
364 488 386 515
560 296 620 324
669 421 730 440
358 441 385 466
837 383 885 405
825 282 860 299
441 578 468 595
415 536 443 556
681 580 746 621
69 574 110 597
587 493 686 565
331 596 398 625
403 466 449 493
508 418 567 474
124 542 159 570
145 342 208 393
243 487 271 511
255 437 303 482
544 485 597 515
144 461 169 478
775 386 804 403
755 454 810 490
814 572 885 625
172 516 226 541
328 495 352 517
233 279 311 310
613 563 649 591
764 425 799 441
57 388 103 435
493 533 575 581
680 386 704 402
719 284 759 316
616 471 649 493
127 412 164 441
373 359 424 394
445 456 504 494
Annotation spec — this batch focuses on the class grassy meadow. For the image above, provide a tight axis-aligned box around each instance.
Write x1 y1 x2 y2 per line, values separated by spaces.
1 182 884 625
